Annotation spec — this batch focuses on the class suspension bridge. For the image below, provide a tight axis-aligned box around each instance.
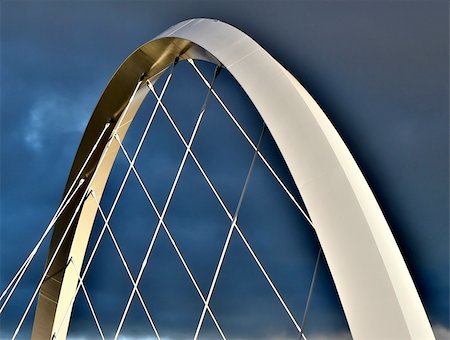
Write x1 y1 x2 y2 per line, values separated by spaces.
0 18 435 340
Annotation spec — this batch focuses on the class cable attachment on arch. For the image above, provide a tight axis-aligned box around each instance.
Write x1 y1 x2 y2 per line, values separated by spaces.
214 63 223 78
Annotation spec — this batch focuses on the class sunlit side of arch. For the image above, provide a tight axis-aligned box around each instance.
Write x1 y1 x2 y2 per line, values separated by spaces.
32 18 434 340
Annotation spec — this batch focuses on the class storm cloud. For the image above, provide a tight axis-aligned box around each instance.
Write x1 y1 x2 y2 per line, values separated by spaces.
1 1 448 339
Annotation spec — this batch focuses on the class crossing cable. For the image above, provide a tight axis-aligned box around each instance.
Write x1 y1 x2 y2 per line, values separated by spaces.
0 178 85 314
0 122 110 310
188 59 313 227
148 78 307 339
193 123 265 339
91 190 160 338
114 135 226 339
11 79 145 339
0 179 82 308
300 247 321 339
113 64 222 340
68 258 106 340
12 179 90 339
52 66 177 340
190 60 322 338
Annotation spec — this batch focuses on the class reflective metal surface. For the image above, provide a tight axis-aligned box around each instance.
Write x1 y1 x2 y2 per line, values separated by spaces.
32 19 434 340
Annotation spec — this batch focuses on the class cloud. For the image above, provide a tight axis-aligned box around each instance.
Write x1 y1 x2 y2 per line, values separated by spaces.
1 2 447 339
305 331 351 340
433 325 450 340
24 93 93 151
307 325 450 340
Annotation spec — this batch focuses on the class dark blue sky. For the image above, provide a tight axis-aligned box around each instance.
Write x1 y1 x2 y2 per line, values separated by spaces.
1 1 448 339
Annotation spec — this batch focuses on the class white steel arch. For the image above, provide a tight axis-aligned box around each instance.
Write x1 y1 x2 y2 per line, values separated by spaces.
31 18 434 339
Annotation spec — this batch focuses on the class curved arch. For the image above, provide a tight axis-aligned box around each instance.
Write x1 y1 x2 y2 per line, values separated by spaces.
32 19 434 339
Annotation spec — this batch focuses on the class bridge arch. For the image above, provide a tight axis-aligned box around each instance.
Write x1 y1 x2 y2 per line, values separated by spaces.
32 18 434 339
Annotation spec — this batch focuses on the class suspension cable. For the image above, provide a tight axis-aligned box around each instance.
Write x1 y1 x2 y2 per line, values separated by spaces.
114 135 226 339
69 258 106 340
11 79 145 339
11 59 322 338
52 68 176 339
190 60 322 338
123 62 315 338
300 247 321 339
194 123 265 338
91 191 160 338
113 65 221 340
188 59 313 227
0 179 84 315
76 60 317 339
0 122 110 310
149 73 307 339
12 181 89 339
